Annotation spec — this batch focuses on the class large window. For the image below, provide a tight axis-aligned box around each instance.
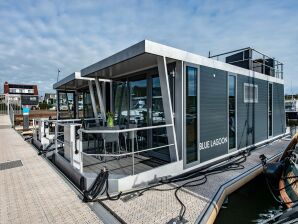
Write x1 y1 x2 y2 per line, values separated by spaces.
244 83 258 103
268 83 273 137
186 66 198 164
228 75 236 150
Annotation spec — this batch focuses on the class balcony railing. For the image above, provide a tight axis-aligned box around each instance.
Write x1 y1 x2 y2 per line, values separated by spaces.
77 124 176 176
209 47 284 79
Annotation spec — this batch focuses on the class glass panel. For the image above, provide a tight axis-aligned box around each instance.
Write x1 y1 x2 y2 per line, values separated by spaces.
130 79 148 126
113 82 129 126
269 83 273 136
58 92 75 119
229 75 236 149
186 66 198 164
152 77 165 126
83 92 93 118
130 79 148 150
151 77 169 161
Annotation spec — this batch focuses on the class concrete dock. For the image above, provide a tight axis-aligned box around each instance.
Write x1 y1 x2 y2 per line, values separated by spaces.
0 115 103 224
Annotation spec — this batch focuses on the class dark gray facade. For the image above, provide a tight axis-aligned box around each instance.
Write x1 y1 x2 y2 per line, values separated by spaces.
273 83 285 136
199 66 228 162
237 76 269 149
196 65 285 163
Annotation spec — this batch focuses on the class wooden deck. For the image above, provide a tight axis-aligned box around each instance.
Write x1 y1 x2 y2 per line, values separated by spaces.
0 115 103 224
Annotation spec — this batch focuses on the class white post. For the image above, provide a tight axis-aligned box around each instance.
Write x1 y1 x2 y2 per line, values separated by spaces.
55 123 58 153
88 80 99 123
157 56 179 162
94 78 106 122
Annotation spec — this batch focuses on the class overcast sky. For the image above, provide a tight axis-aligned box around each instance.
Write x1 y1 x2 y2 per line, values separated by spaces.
0 0 297 95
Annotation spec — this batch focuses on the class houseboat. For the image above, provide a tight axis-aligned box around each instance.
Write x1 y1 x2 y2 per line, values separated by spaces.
49 40 285 193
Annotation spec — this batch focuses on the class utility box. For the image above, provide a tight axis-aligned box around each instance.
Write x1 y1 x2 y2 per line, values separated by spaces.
22 107 30 130
63 124 82 171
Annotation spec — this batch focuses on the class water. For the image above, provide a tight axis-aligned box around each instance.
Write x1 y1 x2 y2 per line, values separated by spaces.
215 174 282 224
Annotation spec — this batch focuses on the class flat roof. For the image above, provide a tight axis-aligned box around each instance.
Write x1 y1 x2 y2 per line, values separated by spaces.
80 40 284 84
53 72 111 90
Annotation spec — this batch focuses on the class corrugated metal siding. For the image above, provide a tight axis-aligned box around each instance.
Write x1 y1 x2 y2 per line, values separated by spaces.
200 66 228 162
237 76 268 148
237 76 254 149
253 79 268 143
273 83 285 136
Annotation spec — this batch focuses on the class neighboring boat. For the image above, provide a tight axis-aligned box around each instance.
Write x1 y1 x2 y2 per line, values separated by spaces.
261 133 298 222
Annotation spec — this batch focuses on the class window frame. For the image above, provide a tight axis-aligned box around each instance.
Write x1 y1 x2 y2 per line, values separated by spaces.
244 83 258 103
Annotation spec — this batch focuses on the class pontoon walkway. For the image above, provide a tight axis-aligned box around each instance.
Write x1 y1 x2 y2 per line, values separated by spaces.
100 137 289 224
0 115 103 224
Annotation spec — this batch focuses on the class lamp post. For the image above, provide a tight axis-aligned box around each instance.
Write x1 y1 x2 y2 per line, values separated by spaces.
57 69 61 82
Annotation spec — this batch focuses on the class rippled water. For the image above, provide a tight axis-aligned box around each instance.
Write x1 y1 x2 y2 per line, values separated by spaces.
215 174 283 224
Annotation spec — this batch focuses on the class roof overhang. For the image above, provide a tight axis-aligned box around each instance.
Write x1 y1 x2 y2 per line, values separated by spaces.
53 72 94 91
80 40 284 85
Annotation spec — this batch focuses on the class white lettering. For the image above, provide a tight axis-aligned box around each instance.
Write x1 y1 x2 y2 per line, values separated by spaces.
199 137 228 150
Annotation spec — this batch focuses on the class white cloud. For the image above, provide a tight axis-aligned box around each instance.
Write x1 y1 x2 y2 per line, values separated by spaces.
0 0 297 95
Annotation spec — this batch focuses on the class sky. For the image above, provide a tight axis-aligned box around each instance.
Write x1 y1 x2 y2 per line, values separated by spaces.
0 0 297 95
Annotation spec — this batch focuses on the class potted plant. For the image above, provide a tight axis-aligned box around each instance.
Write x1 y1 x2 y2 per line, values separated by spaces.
106 112 114 127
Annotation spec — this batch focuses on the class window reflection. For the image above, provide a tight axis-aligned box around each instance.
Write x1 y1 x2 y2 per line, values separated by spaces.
58 92 75 119
229 75 236 149
186 66 198 163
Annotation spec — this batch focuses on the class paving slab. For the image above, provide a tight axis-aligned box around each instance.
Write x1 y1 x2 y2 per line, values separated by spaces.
0 115 103 224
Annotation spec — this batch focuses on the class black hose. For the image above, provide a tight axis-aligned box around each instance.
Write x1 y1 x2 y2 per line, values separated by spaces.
83 169 122 202
100 150 249 221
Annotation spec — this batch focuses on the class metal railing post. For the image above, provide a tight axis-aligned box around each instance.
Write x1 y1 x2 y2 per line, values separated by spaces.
55 122 58 153
132 130 135 175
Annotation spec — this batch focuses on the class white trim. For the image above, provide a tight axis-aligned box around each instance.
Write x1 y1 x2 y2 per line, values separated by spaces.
157 56 179 162
80 40 284 85
53 71 112 90
145 40 284 85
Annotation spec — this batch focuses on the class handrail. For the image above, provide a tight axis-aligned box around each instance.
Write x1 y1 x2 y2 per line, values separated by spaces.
208 47 283 79
35 118 82 123
78 123 174 134
9 104 15 127
82 144 174 157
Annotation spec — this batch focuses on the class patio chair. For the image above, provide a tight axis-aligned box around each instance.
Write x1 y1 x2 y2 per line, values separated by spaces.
123 124 139 153
100 126 120 157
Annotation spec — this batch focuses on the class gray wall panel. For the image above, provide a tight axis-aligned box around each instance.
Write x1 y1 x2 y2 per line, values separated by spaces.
273 83 285 135
253 79 268 143
237 76 268 148
200 66 228 162
237 76 254 148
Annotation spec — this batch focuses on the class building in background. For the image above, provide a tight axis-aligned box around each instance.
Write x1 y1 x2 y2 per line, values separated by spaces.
43 93 56 105
3 81 39 109
4 81 38 95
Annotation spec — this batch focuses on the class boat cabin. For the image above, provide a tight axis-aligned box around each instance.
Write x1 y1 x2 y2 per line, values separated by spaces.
51 40 286 192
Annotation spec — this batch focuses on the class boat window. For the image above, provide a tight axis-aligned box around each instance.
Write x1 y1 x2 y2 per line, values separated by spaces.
228 75 236 150
58 91 75 119
186 66 198 164
244 83 258 103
